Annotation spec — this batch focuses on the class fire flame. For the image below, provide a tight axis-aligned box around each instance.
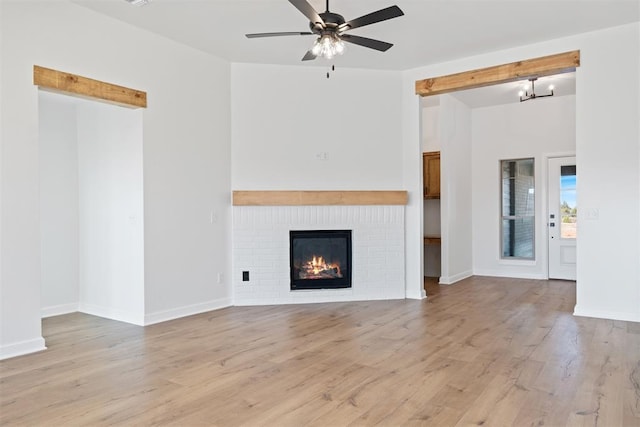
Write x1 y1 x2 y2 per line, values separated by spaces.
300 255 342 279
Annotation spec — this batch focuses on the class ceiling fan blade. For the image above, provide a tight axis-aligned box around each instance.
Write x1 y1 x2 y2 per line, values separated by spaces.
340 34 393 52
289 0 325 27
338 5 404 32
246 32 314 38
302 50 317 61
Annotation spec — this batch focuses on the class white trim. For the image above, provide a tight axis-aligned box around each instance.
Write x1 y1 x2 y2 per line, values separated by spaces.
439 270 473 285
78 303 145 326
471 270 547 280
405 287 426 300
574 306 640 323
498 259 537 266
42 303 79 318
0 337 47 360
144 297 232 325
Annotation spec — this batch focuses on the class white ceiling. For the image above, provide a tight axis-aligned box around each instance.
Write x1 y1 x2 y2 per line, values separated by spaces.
73 0 639 71
70 0 633 107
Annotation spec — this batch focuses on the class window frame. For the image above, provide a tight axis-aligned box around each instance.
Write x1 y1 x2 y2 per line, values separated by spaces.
500 157 535 260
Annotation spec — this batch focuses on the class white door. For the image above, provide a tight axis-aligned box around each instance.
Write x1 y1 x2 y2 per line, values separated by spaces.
548 156 577 280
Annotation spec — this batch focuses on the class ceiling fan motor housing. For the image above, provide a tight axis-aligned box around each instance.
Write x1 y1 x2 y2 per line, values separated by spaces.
310 12 346 34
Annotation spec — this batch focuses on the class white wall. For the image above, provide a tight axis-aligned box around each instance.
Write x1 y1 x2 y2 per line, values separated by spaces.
471 95 576 279
439 95 473 284
76 101 145 325
403 23 640 322
574 25 639 321
0 0 4 354
422 104 441 153
38 92 80 317
1 2 44 359
231 63 403 190
1 1 232 358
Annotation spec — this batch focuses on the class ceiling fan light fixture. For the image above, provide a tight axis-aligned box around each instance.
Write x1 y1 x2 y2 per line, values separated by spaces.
311 34 346 59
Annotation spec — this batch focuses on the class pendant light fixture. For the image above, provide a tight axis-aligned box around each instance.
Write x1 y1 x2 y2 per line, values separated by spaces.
519 78 554 102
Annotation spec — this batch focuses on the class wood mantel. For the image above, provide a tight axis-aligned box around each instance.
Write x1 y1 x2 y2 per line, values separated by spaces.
232 191 408 206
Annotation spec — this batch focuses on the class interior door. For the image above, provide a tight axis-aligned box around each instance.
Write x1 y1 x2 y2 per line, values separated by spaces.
548 156 577 280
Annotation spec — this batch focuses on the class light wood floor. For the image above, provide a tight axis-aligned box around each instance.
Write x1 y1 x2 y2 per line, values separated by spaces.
1 276 639 426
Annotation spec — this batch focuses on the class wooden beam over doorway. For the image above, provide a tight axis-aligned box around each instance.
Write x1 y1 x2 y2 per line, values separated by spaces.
415 50 580 97
33 65 147 108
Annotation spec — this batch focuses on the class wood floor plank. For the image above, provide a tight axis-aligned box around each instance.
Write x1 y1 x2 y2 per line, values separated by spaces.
1 277 638 426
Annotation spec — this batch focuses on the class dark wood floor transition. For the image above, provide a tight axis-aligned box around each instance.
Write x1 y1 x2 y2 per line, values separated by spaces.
1 276 639 426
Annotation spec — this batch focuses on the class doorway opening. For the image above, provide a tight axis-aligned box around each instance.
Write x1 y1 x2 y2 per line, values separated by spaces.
36 66 147 326
38 91 145 325
416 51 580 295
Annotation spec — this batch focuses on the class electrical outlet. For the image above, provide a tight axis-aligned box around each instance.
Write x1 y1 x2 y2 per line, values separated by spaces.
242 271 250 282
585 208 600 220
217 273 224 284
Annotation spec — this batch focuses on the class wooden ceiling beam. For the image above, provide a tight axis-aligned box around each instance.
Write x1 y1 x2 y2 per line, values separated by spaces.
415 50 580 97
33 65 147 108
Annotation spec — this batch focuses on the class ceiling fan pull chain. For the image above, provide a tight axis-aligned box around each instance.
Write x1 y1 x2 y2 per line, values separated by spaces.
326 64 335 79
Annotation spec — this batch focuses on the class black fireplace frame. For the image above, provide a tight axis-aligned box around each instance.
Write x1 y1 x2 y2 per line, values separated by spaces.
289 229 352 290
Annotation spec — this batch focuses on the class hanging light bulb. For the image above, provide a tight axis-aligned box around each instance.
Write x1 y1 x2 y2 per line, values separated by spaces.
335 37 346 57
322 35 334 58
312 39 322 56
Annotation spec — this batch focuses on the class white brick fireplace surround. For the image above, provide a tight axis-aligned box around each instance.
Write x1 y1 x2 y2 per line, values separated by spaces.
232 191 407 306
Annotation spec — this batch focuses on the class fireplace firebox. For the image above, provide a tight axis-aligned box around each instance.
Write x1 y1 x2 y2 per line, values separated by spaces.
290 230 352 290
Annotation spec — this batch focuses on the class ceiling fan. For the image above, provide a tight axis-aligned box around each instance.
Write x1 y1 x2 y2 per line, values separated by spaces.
245 0 404 61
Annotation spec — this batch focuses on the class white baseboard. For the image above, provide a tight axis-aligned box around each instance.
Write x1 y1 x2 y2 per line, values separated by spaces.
144 297 233 325
471 270 547 280
439 270 473 285
42 303 79 318
0 337 47 360
573 305 640 323
78 303 145 326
